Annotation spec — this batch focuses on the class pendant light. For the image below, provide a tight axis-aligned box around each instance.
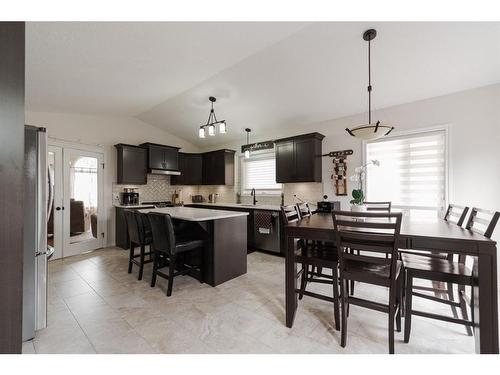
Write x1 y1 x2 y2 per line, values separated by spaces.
345 29 394 141
199 96 227 138
244 128 251 158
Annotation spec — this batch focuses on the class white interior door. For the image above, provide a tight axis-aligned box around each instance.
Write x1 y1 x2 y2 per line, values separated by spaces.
63 148 104 257
47 145 63 260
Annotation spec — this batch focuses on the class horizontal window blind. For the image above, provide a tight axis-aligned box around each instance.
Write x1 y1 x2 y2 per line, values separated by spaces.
241 154 282 191
366 130 446 216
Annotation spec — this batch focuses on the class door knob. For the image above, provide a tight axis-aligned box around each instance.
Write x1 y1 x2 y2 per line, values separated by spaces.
55 206 61 211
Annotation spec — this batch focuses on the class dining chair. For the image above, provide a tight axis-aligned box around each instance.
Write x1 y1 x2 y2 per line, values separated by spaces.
296 202 312 218
148 212 205 297
281 204 340 330
124 209 154 280
403 207 500 342
332 210 403 354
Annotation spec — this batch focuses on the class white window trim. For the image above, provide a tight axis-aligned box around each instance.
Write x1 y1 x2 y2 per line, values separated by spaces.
239 150 282 196
362 124 451 213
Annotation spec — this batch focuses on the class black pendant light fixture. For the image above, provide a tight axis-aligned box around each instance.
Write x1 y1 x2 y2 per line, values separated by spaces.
199 96 227 138
345 29 394 141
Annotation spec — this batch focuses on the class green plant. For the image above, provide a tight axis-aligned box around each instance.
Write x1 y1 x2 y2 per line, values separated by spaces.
350 189 364 205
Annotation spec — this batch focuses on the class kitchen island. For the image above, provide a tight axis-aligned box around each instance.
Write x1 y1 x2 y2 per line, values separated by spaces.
138 206 248 286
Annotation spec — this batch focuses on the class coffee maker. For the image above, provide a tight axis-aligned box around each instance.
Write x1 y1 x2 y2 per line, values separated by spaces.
121 188 139 205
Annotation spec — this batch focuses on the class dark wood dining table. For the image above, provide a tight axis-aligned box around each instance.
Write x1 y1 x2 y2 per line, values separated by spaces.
285 213 499 354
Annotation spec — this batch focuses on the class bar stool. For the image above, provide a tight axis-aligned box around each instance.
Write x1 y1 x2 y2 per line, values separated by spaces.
124 209 153 280
148 212 205 297
281 204 340 330
403 207 500 342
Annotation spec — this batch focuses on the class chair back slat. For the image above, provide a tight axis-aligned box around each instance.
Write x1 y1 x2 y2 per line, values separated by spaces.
444 204 469 226
364 201 391 212
124 209 150 245
296 202 312 218
466 207 500 239
148 212 176 254
332 210 402 279
281 204 301 223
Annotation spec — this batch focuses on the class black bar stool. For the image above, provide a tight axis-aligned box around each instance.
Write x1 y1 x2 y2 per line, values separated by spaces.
124 209 154 280
148 212 205 297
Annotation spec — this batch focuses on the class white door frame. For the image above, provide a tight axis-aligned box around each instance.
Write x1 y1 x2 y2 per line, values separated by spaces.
48 139 107 258
48 145 63 260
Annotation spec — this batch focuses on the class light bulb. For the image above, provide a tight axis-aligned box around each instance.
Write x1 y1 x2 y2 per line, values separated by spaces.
219 121 227 134
199 127 205 138
244 150 250 159
208 124 215 136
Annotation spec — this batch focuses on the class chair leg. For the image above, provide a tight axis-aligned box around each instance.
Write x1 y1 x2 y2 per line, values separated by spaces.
151 250 159 287
447 282 459 320
388 302 395 354
333 265 340 331
128 242 135 273
166 255 176 297
138 244 145 280
404 273 414 343
298 263 308 300
458 285 473 336
396 275 402 333
340 279 348 348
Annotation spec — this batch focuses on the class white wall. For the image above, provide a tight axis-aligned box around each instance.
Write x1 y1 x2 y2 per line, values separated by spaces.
25 110 201 246
201 83 500 238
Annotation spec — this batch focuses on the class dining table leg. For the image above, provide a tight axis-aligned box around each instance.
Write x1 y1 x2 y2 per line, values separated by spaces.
285 235 298 328
473 243 499 354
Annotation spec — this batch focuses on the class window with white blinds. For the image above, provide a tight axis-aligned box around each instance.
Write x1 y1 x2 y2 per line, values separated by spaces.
241 153 282 192
365 130 447 217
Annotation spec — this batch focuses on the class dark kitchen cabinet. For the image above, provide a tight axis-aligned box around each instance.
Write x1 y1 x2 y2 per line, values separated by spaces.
171 153 203 185
114 144 147 184
275 132 324 183
202 149 235 185
140 142 180 172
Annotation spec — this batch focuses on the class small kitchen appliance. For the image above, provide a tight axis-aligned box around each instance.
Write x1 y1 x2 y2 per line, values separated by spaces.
121 188 139 205
316 200 341 213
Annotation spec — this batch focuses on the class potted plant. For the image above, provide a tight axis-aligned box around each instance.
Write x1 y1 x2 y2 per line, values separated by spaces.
349 159 380 211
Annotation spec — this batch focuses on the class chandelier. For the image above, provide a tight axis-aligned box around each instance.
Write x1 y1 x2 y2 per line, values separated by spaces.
199 96 227 138
345 29 394 141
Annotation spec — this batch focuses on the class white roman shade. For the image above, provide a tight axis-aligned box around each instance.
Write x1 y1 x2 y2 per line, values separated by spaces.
366 130 447 216
241 153 281 191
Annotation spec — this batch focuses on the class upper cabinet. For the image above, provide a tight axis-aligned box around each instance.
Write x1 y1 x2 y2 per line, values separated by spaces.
114 144 148 185
171 153 203 185
274 133 324 183
172 149 235 186
139 142 180 174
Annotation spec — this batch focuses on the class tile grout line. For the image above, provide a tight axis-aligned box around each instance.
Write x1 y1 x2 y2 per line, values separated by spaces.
61 298 98 354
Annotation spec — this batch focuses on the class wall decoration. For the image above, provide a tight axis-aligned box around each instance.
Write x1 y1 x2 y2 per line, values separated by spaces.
322 149 353 196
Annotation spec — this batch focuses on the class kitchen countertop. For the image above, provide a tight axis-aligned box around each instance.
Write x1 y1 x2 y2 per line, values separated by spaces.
187 202 282 212
137 206 249 222
113 203 156 208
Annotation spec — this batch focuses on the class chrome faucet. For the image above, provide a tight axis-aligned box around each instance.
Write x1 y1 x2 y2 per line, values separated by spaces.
251 188 258 205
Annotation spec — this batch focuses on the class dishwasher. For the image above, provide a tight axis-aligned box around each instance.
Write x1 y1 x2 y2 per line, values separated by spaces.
253 210 281 254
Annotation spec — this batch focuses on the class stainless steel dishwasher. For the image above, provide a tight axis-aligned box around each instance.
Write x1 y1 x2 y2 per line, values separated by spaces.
253 210 281 254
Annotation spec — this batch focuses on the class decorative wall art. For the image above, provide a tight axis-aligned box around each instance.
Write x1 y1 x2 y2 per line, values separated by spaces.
322 150 353 196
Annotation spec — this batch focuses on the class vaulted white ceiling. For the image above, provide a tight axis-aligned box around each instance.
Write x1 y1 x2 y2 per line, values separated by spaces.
26 22 500 147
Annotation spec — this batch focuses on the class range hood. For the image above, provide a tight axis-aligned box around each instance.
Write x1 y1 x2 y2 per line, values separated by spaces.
149 169 181 176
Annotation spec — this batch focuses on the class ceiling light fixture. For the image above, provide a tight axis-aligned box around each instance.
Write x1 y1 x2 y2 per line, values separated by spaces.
244 128 251 159
199 96 227 138
345 29 394 141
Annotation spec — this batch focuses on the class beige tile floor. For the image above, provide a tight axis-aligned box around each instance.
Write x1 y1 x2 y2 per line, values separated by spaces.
22 247 476 354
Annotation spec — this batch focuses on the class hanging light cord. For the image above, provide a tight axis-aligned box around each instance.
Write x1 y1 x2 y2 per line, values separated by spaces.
206 101 218 125
368 37 372 125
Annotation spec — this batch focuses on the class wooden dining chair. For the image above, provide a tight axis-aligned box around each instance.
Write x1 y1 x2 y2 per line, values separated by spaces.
281 204 340 330
124 209 154 280
296 202 312 218
403 207 500 342
332 210 403 354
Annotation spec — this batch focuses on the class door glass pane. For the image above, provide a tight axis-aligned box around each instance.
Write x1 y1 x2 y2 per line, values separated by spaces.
47 151 55 248
69 155 98 244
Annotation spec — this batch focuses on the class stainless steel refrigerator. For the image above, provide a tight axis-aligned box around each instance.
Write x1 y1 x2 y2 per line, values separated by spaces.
23 125 53 341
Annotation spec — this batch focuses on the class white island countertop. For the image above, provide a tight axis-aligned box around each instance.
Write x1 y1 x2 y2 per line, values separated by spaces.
187 202 282 212
137 206 249 222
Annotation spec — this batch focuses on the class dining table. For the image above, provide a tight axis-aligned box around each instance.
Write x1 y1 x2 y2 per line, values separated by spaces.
285 212 499 354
